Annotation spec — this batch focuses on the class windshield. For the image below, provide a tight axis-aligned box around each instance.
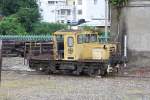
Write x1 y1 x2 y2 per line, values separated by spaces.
77 34 97 44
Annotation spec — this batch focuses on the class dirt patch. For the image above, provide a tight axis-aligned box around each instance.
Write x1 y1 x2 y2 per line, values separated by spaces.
2 57 33 71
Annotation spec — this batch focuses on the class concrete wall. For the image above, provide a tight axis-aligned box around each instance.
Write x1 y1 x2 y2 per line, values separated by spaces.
117 0 150 67
125 0 150 51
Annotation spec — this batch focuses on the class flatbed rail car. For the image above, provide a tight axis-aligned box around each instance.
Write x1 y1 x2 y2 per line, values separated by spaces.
29 30 124 76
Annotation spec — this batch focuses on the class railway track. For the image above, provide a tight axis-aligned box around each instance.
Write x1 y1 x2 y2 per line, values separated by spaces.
2 69 150 79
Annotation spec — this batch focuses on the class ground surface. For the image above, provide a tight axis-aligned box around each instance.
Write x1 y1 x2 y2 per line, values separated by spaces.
1 71 150 100
0 57 150 100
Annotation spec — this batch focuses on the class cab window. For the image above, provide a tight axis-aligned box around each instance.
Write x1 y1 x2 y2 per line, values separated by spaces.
77 34 97 44
77 35 83 44
90 34 97 42
85 34 90 43
67 37 74 47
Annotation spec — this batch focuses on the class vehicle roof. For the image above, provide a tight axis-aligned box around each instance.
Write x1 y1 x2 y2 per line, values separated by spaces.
56 29 81 32
53 29 98 35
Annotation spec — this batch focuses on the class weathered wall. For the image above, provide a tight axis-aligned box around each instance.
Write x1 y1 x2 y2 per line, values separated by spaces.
111 0 150 67
125 0 150 52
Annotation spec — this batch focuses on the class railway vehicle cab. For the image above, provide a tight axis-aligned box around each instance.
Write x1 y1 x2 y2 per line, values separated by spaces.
29 29 122 76
53 30 117 61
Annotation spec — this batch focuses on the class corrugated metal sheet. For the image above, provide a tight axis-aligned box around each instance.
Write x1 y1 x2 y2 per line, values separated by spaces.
0 35 53 41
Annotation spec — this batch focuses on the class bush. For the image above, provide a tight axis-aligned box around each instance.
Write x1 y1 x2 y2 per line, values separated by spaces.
31 22 67 35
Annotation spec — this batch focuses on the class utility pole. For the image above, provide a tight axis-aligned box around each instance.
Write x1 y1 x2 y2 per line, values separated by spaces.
0 40 2 86
105 0 108 42
73 1 76 22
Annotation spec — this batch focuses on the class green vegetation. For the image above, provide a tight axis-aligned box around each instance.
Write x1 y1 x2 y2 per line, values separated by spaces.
109 0 128 7
16 8 40 33
0 0 67 35
109 0 128 17
82 26 95 31
0 15 26 35
0 0 40 17
82 26 101 34
31 22 67 35
82 26 110 43
109 0 128 36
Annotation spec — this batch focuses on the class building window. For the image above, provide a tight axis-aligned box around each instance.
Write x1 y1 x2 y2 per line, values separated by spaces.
60 9 71 15
94 0 97 5
61 20 64 23
39 2 41 6
40 9 43 12
78 10 82 15
61 9 66 15
78 0 82 5
57 10 60 15
73 1 75 5
67 9 71 15
48 1 55 5
51 10 55 13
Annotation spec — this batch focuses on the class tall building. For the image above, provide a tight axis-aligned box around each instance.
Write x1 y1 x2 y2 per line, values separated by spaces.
38 0 107 24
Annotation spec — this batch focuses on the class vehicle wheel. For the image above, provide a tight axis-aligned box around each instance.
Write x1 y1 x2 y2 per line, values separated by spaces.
73 70 80 75
100 69 107 76
45 68 53 75
87 69 99 77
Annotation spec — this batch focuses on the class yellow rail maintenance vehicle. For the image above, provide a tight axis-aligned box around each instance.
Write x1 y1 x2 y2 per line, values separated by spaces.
29 30 123 76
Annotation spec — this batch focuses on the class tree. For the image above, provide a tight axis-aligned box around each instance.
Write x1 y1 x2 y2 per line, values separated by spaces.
0 0 39 16
0 0 40 33
31 22 67 35
0 15 26 35
16 8 40 33
0 0 20 16
109 0 128 40
109 0 128 18
16 0 41 33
